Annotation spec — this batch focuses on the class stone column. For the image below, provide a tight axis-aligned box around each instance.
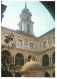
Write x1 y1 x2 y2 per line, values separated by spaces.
24 57 28 64
51 56 52 65
24 59 26 64
11 57 14 65
14 57 15 65
49 56 51 66
11 56 15 65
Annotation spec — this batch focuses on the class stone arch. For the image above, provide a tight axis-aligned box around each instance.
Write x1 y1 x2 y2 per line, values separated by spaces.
42 54 49 66
52 52 55 65
2 50 11 64
53 71 55 77
15 53 24 66
45 72 50 77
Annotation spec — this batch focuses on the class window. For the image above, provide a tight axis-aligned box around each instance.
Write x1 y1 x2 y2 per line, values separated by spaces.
30 42 33 48
43 41 47 48
27 16 29 20
18 40 22 46
27 24 30 33
20 25 22 31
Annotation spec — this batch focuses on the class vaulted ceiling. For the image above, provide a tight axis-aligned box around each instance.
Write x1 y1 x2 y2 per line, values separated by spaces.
40 1 55 20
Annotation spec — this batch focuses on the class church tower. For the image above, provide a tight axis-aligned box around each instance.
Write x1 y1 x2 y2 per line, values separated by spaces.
18 2 34 35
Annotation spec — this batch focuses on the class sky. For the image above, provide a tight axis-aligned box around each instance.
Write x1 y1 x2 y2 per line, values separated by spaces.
1 1 55 37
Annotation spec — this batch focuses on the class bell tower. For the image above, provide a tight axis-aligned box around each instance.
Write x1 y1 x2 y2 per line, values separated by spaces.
18 2 34 35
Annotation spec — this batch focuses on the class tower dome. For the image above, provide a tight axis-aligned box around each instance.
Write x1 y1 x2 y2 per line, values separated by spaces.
22 8 30 13
20 2 32 16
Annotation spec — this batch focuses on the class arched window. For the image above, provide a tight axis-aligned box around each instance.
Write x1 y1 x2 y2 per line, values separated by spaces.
27 24 30 33
45 72 50 77
42 54 49 66
15 53 24 66
52 52 55 65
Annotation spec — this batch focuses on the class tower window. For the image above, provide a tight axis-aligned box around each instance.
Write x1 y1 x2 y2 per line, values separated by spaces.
27 24 30 33
20 25 22 31
27 16 29 20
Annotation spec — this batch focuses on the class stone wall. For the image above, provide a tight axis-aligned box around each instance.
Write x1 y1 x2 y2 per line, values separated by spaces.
1 27 55 77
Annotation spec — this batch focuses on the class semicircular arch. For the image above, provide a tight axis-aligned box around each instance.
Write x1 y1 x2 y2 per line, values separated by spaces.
2 50 11 64
15 53 24 66
42 54 49 67
45 72 50 77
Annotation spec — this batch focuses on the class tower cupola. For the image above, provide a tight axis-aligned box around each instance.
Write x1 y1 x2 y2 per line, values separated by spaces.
18 2 34 35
